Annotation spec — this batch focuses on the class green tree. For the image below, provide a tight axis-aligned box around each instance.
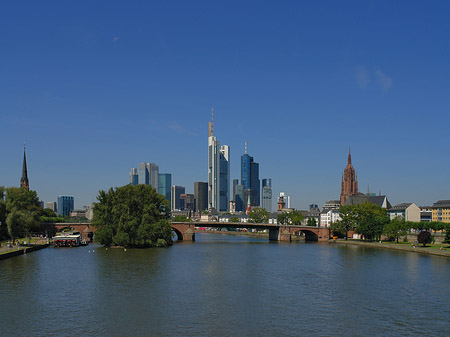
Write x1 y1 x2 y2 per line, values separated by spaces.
248 207 269 223
306 217 317 227
4 187 41 243
92 184 172 247
331 205 359 239
0 186 7 239
276 210 304 226
354 202 389 241
444 224 450 244
384 216 408 243
229 217 240 223
172 215 190 222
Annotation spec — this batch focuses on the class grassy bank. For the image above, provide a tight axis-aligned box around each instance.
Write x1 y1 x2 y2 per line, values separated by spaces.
331 239 450 257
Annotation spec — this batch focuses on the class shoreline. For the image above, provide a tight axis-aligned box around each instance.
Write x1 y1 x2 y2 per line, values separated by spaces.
0 244 50 260
196 230 450 257
330 239 450 257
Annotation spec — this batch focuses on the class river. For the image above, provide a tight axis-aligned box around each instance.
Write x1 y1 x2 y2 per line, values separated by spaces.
1 233 449 336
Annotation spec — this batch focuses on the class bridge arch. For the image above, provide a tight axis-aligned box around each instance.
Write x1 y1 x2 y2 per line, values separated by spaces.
299 229 319 241
172 227 184 241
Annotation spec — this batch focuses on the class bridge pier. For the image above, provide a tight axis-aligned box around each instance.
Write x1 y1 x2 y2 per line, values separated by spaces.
172 223 196 241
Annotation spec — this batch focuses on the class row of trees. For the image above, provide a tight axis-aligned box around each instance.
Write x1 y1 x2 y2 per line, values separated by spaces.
246 208 317 226
331 202 450 243
92 184 173 247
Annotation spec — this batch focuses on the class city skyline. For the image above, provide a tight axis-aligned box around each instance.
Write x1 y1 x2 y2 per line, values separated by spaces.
1 1 449 209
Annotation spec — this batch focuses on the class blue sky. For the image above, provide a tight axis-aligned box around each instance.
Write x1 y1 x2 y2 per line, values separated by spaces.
1 1 449 209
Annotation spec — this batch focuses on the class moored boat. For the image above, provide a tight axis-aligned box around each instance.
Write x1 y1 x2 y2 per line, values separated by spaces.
53 233 82 247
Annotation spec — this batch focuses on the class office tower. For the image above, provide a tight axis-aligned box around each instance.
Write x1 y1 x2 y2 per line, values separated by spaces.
129 168 138 186
240 141 260 207
232 179 239 200
147 163 159 190
171 185 185 211
158 173 172 208
207 107 230 211
137 162 159 190
20 145 29 190
235 184 245 212
57 195 74 216
180 194 195 212
262 178 272 212
194 182 208 213
138 162 149 185
46 201 57 213
219 145 230 212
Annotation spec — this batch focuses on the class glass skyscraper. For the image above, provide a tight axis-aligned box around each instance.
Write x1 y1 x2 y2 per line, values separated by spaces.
158 173 172 208
136 162 159 190
240 144 260 207
57 195 74 216
207 108 230 212
262 178 272 212
129 168 138 185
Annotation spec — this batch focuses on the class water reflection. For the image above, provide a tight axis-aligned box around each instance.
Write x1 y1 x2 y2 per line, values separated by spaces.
0 234 449 336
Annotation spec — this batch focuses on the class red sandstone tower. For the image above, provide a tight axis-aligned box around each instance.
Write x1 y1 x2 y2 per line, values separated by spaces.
340 148 358 205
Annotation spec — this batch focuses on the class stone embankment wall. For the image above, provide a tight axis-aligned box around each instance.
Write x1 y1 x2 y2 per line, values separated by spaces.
0 244 49 261
406 233 446 244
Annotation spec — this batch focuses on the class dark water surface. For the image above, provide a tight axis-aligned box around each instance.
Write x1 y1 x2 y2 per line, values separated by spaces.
1 233 449 336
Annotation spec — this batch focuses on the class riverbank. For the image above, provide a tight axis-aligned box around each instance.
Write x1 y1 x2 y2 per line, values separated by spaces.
331 239 450 257
0 243 50 260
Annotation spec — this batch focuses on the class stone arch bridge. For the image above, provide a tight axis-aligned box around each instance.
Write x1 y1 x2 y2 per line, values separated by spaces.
172 222 330 242
49 222 330 243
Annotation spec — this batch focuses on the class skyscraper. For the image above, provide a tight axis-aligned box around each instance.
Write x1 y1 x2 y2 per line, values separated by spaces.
194 182 208 213
240 141 260 207
171 185 185 211
208 107 230 211
129 168 138 185
158 173 172 208
262 178 272 212
136 162 159 190
57 195 74 216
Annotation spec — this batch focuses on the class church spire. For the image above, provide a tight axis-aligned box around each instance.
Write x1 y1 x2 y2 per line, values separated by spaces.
348 147 352 164
20 144 29 190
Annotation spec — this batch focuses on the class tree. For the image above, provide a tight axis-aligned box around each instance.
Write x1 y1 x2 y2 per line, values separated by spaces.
229 217 240 223
172 215 190 222
306 217 317 227
417 230 432 247
248 207 269 223
92 184 173 247
384 216 407 243
276 210 304 226
354 202 389 241
0 186 7 239
332 205 358 239
4 187 41 243
444 224 450 244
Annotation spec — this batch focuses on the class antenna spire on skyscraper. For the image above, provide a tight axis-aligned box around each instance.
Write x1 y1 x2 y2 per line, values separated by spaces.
211 105 214 135
245 140 247 154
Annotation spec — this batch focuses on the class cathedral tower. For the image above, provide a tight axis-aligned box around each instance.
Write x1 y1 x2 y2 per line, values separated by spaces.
340 148 358 205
